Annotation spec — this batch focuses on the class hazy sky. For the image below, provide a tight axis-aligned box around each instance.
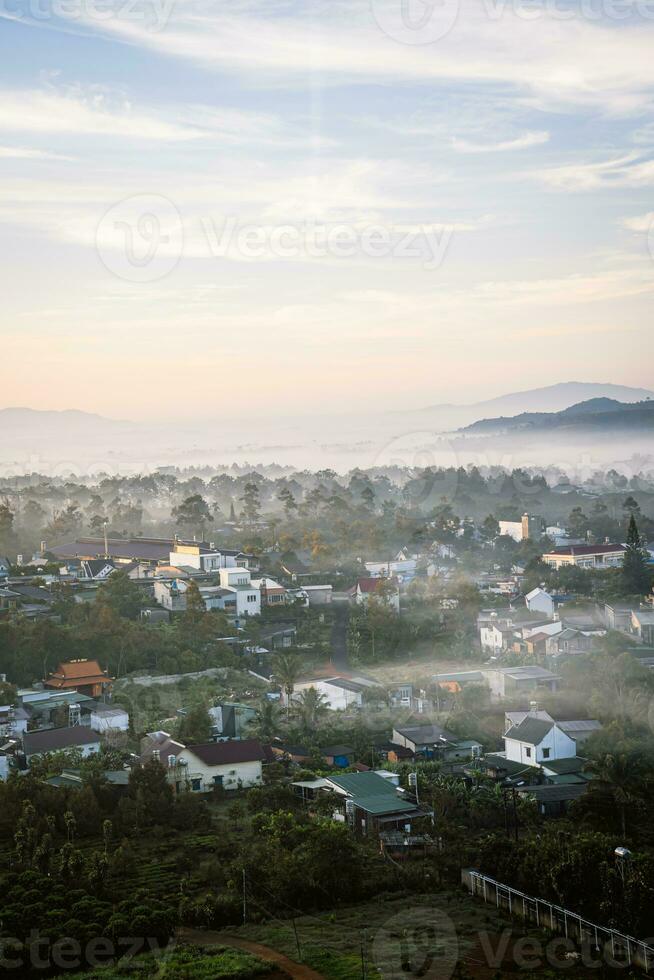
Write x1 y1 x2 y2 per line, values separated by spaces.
1 0 654 420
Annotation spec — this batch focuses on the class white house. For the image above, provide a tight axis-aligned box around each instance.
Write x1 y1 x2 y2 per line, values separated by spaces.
504 715 577 767
88 704 129 734
172 739 265 793
480 620 515 655
482 665 559 701
525 587 555 619
154 579 188 612
351 577 400 613
542 543 626 570
293 677 366 711
365 559 418 583
22 726 102 761
301 585 333 607
169 542 237 572
251 577 288 607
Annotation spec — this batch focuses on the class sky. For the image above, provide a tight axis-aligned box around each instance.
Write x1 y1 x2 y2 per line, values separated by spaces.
1 0 654 421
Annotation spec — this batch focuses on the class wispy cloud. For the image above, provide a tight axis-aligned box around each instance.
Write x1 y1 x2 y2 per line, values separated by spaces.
452 130 549 152
0 145 74 160
531 152 654 190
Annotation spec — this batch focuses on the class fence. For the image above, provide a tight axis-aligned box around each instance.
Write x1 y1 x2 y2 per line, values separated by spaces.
462 868 654 973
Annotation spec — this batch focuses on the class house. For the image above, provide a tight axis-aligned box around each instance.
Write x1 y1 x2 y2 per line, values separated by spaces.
23 726 102 761
51 536 256 572
293 677 366 711
433 670 485 693
208 702 257 739
545 628 595 659
515 782 588 818
47 768 130 791
504 710 601 748
498 514 544 542
0 749 9 781
631 610 654 644
85 703 129 734
374 741 415 763
392 724 482 761
251 577 288 607
78 559 117 581
316 770 425 835
321 744 355 768
504 716 577 767
44 659 112 698
350 577 400 613
154 579 188 612
0 705 30 738
300 585 333 607
603 603 634 631
172 739 265 793
365 559 418 584
480 618 516 655
270 741 312 764
140 730 186 765
482 665 559 701
525 588 555 619
542 543 626 570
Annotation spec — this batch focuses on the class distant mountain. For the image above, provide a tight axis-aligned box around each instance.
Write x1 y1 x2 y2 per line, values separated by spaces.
431 381 652 416
462 397 654 434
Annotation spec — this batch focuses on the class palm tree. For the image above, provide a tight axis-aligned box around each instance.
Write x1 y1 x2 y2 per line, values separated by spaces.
250 698 283 742
586 749 650 837
293 686 330 734
273 652 301 718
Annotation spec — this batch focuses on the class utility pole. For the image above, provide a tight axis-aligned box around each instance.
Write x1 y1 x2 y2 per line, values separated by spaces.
103 520 109 560
242 868 247 925
291 918 302 962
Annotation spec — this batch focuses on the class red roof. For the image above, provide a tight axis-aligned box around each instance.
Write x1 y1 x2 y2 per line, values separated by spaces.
45 659 111 688
547 544 625 557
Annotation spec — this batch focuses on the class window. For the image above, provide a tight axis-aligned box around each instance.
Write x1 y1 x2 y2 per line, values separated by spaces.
191 778 202 791
525 747 532 758
213 775 223 787
542 748 551 758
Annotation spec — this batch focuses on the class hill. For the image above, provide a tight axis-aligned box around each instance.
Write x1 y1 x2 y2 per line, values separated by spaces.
462 397 654 434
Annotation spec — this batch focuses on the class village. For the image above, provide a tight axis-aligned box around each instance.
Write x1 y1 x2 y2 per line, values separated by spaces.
1 476 654 976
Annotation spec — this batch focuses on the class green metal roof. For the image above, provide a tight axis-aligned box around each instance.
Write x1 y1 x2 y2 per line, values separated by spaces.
541 756 587 775
328 771 398 797
353 795 420 815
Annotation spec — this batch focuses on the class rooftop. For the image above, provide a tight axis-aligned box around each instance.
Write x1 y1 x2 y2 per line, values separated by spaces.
185 739 266 766
23 726 101 755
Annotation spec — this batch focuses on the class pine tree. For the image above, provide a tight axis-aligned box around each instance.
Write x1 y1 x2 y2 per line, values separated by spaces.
621 515 651 596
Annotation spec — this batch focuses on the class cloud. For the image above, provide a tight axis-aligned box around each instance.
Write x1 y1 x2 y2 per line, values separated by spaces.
0 145 74 160
0 89 202 141
531 153 654 190
49 0 654 115
452 130 550 152
622 211 654 232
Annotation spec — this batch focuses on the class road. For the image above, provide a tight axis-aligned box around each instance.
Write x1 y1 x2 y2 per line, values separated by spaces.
329 601 350 671
176 928 325 980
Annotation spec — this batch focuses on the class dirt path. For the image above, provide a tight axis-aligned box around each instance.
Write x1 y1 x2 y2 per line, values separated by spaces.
176 927 325 980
